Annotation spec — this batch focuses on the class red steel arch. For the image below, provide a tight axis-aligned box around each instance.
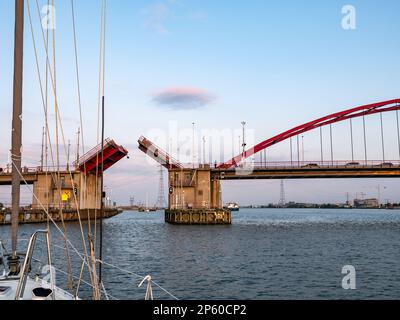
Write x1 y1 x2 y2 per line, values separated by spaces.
218 99 400 169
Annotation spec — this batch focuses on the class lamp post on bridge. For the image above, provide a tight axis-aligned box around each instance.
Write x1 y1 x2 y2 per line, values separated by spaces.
202 136 206 166
241 121 247 164
192 122 195 169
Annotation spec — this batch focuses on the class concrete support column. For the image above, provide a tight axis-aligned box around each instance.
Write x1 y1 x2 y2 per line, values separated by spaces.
210 179 222 209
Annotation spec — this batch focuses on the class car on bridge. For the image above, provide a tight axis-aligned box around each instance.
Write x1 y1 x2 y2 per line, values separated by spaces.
301 163 320 168
379 162 394 167
345 162 360 167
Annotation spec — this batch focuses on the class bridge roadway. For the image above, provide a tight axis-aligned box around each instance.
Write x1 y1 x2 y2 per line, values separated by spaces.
212 163 400 180
0 170 38 185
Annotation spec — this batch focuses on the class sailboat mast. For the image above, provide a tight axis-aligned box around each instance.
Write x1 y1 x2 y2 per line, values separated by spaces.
99 0 107 286
11 0 24 258
99 95 105 284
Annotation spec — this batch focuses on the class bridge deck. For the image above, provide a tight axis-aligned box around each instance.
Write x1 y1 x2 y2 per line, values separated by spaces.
212 165 400 180
0 172 37 185
75 138 128 174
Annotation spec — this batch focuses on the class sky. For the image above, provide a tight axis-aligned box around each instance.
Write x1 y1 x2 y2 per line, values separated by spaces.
1 0 400 206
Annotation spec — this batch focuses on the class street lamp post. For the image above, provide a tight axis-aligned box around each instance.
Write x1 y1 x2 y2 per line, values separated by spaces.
241 121 247 162
192 122 195 169
202 136 206 166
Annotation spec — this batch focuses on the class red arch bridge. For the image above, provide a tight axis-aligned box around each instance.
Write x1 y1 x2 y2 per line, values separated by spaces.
139 99 400 179
138 99 400 224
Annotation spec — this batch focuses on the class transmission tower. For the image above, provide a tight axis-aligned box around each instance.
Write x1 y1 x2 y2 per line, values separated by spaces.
279 180 286 207
155 165 167 209
345 192 350 206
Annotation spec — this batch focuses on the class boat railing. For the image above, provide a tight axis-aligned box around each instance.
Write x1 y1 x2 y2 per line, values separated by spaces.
0 240 6 275
5 236 178 300
15 230 54 300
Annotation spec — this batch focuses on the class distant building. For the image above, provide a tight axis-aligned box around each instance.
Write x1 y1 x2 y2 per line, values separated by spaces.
354 198 379 209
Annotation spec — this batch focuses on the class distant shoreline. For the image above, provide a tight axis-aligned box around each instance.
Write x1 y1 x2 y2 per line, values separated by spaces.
116 206 400 211
239 206 400 210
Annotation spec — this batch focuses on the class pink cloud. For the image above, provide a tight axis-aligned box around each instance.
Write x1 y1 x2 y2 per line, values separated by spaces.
152 87 217 110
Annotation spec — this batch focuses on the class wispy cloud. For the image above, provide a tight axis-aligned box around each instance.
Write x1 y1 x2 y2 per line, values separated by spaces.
152 87 216 110
142 1 174 35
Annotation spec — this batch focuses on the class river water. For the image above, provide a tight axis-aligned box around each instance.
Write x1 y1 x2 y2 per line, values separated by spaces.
1 208 400 300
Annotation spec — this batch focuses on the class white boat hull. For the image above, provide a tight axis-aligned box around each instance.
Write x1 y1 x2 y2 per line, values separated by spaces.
0 277 76 300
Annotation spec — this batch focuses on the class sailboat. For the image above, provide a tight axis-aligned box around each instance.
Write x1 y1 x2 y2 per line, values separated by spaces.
0 0 76 300
0 0 177 301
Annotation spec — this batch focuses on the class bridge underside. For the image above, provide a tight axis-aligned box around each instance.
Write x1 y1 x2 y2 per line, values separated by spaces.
0 173 37 185
212 166 400 180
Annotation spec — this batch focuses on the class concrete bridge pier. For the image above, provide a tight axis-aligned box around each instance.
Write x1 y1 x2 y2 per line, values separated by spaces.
166 167 231 225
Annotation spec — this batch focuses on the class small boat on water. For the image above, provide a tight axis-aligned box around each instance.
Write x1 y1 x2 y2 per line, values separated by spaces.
138 194 157 213
226 202 240 211
138 207 157 213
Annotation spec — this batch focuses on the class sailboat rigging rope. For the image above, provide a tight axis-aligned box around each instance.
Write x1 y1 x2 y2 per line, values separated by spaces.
40 240 179 300
26 2 103 298
30 0 104 297
93 0 107 289
12 170 97 297
54 267 116 300
98 260 179 300
29 255 116 300
15 236 179 300
26 0 69 280
50 0 75 290
100 281 110 300
10 163 108 299
69 1 91 260
69 0 103 296
70 0 86 159
44 0 50 233
94 0 107 248
23 0 179 302
12 163 89 268
99 0 107 285
27 0 93 294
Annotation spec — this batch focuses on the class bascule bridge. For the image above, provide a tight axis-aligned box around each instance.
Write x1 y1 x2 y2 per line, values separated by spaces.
139 99 400 225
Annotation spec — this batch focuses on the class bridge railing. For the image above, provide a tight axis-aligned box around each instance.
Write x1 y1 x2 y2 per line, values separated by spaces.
220 160 400 170
166 160 400 170
0 165 72 175
74 138 113 167
138 136 183 169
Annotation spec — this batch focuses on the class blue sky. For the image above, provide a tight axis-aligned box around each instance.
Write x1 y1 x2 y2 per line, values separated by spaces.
1 0 400 205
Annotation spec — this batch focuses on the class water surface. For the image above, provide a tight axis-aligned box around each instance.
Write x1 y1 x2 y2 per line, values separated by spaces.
1 208 399 300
